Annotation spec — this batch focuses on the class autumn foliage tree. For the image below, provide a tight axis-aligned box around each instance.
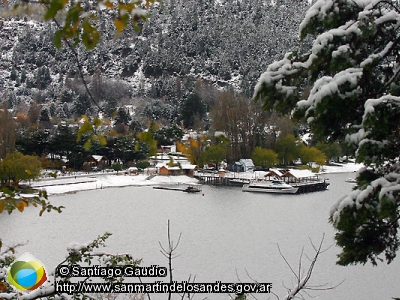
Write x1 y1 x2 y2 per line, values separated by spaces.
201 143 227 169
0 152 41 186
274 134 300 166
299 146 326 169
251 147 279 169
315 141 342 163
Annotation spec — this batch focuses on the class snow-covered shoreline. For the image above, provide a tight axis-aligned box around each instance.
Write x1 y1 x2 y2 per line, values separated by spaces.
30 163 363 196
319 162 363 174
30 173 200 195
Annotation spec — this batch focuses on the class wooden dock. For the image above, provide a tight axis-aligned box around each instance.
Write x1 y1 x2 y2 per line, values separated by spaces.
195 174 329 194
153 184 202 193
292 181 329 193
195 175 247 187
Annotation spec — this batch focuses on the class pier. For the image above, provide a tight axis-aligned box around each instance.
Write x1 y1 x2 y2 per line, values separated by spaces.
195 175 246 187
194 171 329 194
153 183 202 193
292 181 329 194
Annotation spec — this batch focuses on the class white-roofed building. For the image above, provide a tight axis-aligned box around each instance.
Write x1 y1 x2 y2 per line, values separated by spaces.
238 159 255 172
264 168 285 180
281 169 320 183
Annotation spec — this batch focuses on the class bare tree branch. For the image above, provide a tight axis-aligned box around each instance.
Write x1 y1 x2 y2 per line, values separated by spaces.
159 220 182 300
278 233 344 300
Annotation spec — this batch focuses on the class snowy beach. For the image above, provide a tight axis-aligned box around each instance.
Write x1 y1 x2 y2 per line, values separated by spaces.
30 162 363 195
31 173 199 195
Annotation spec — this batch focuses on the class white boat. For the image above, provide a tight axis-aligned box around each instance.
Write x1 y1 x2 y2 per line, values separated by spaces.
242 180 299 194
345 178 357 183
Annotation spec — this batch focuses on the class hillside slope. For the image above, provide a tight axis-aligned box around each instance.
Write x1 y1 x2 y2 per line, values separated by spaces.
0 0 310 122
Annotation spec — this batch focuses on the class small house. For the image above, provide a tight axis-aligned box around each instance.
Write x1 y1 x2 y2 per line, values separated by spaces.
238 159 255 172
181 164 199 177
84 155 108 170
227 162 243 172
158 164 198 176
159 165 182 176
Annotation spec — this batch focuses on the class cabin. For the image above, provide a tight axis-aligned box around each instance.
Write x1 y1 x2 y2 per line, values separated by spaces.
181 164 199 177
83 155 108 170
158 164 199 176
159 165 181 176
238 159 255 172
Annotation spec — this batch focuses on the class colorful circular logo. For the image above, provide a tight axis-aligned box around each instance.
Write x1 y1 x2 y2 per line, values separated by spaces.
7 252 47 292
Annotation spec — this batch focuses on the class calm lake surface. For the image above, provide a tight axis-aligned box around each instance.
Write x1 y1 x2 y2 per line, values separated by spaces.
1 172 399 299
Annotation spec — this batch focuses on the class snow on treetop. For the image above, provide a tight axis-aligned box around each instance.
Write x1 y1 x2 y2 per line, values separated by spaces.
346 95 400 146
297 68 363 111
331 166 400 225
299 0 380 37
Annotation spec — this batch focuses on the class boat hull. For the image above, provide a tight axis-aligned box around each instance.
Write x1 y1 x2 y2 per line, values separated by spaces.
184 187 201 193
229 179 251 187
242 182 299 194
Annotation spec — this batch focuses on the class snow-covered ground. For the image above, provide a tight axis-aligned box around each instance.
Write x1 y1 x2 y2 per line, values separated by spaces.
30 162 362 195
319 162 363 173
31 173 199 195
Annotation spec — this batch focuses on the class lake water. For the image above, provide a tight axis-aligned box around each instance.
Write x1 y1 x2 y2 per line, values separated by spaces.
1 172 399 299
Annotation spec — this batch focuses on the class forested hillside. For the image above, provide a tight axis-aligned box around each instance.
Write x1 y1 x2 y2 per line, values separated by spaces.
0 0 309 124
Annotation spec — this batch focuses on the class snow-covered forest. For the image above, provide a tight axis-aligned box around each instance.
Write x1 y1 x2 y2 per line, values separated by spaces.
0 0 310 123
1 0 400 298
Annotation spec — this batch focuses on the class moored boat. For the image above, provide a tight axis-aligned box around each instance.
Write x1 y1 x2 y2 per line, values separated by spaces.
229 178 251 187
184 186 201 193
345 178 357 183
242 180 298 194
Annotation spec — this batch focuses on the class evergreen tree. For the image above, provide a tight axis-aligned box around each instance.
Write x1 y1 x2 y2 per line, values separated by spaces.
114 107 131 126
7 92 17 109
39 108 50 122
35 66 52 90
0 105 16 159
39 107 52 128
20 69 26 83
10 66 17 81
49 102 56 117
73 93 92 117
153 124 185 146
60 88 77 103
49 125 85 169
180 93 207 129
17 126 50 156
56 107 66 120
62 103 71 118
102 96 118 118
27 102 41 125
254 0 400 266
